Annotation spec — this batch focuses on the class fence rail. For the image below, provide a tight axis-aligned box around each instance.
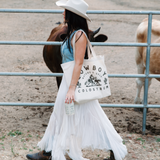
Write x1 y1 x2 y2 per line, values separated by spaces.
0 9 160 134
1 41 160 47
1 9 160 15
1 72 160 78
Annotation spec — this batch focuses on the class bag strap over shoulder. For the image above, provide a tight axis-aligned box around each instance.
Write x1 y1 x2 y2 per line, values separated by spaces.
72 29 96 59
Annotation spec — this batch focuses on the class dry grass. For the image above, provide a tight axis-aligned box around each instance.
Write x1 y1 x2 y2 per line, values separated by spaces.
0 129 160 160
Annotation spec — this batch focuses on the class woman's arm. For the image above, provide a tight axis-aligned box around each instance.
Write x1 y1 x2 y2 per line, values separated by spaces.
65 31 87 104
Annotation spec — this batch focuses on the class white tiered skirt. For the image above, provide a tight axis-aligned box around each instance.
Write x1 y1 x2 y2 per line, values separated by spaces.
37 76 127 160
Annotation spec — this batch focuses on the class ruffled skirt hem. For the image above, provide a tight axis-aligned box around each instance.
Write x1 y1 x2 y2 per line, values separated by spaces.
37 76 127 160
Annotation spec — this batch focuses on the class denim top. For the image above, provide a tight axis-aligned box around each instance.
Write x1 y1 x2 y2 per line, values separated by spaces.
61 30 77 63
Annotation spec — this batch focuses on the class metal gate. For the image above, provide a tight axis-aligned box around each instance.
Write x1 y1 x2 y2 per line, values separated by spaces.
0 9 160 134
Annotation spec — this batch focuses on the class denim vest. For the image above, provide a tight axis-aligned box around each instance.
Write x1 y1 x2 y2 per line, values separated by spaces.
61 30 77 64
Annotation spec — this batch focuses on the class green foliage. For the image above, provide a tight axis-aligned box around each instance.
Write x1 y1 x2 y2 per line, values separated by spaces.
14 130 22 135
21 138 25 142
28 134 32 138
156 137 160 142
8 130 23 137
0 135 5 140
136 137 145 144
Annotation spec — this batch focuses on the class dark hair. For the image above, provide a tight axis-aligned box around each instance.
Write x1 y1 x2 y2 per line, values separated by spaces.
64 9 89 52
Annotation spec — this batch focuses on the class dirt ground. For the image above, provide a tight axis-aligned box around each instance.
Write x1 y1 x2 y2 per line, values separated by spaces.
0 0 160 159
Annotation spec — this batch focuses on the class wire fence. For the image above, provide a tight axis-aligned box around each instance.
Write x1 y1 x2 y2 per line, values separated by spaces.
0 9 160 134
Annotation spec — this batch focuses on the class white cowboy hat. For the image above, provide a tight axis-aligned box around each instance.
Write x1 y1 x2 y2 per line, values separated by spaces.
56 0 91 21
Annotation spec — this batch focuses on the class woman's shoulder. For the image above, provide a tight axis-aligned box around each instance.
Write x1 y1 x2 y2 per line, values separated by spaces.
75 30 87 42
75 29 87 36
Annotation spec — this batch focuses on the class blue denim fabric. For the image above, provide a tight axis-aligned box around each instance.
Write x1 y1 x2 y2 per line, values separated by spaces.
61 30 77 64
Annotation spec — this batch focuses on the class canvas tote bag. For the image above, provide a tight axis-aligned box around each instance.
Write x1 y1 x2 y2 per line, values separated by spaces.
61 30 111 104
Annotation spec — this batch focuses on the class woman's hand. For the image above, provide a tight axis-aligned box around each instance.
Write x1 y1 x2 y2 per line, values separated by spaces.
65 86 76 104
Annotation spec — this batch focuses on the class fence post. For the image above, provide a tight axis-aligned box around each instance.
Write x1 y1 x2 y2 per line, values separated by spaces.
142 13 152 134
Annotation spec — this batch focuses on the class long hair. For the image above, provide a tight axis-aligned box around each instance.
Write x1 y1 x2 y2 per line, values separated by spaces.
64 9 89 52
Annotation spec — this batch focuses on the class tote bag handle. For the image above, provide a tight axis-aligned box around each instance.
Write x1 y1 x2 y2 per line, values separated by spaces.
72 29 97 59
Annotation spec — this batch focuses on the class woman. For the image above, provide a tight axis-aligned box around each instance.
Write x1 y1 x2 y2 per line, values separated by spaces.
26 0 127 160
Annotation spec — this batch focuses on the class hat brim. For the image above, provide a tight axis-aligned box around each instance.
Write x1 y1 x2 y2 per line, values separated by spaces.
56 1 91 21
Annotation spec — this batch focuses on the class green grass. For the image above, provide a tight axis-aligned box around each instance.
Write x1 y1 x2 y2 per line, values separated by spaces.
21 138 25 142
8 130 23 137
0 135 5 140
22 142 28 150
14 130 22 135
28 134 32 138
156 137 160 142
31 145 36 149
136 137 145 144
11 139 16 156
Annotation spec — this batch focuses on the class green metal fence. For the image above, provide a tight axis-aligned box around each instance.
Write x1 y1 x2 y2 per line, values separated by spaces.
0 9 160 134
